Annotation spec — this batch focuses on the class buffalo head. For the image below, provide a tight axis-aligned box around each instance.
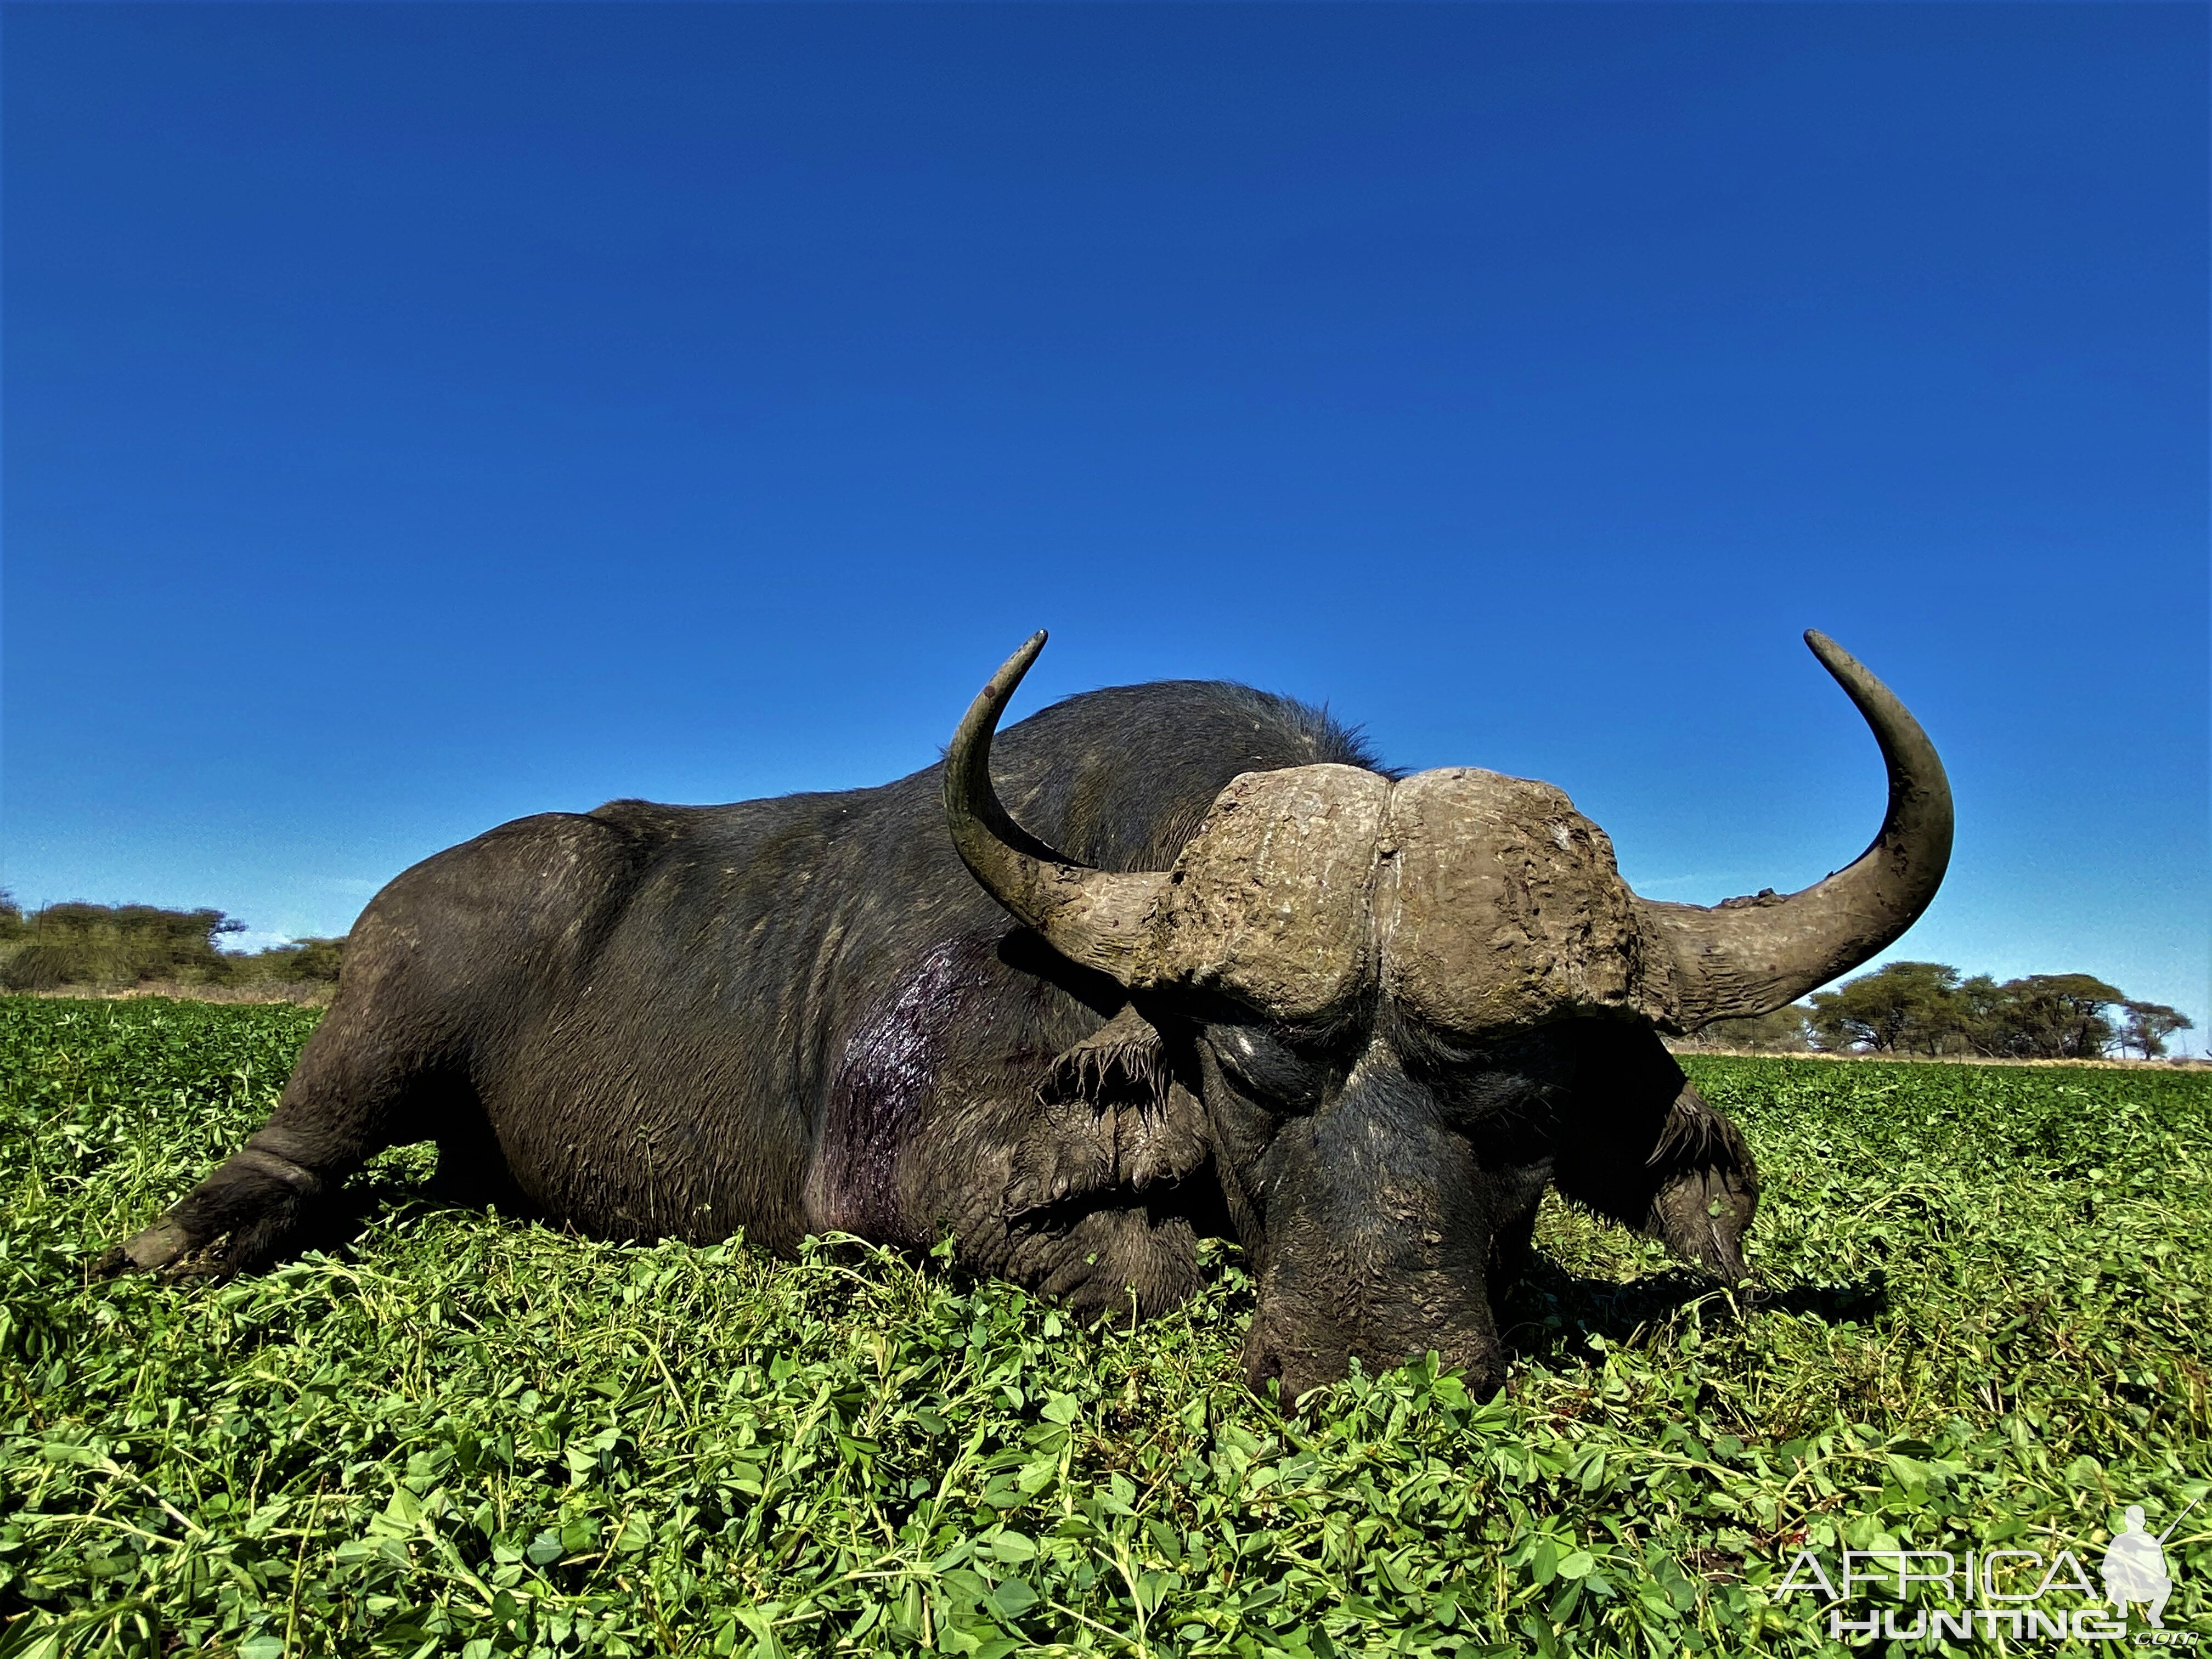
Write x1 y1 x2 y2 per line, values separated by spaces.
947 632 1950 1400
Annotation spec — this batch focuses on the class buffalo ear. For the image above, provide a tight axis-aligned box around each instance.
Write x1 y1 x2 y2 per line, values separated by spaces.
1638 1088 1759 1283
1551 1029 1760 1284
1005 1005 1210 1218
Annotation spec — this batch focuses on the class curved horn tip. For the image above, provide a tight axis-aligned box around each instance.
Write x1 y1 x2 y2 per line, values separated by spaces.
1802 629 1869 682
982 631 1049 701
1008 628 1048 681
1641 628 1951 1028
943 627 1164 983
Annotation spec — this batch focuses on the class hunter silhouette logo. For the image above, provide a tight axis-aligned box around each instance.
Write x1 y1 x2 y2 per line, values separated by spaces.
2104 1498 2197 1629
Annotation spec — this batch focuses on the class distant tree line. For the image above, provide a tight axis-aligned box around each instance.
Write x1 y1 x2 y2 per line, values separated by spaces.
1697 961 2193 1061
0 896 345 992
1 898 2191 1063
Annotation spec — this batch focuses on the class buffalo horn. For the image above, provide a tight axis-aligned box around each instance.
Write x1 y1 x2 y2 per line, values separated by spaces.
944 633 1167 981
1636 631 1954 1029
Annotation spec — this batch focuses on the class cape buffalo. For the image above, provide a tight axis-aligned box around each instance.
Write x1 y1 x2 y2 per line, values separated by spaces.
109 631 1950 1402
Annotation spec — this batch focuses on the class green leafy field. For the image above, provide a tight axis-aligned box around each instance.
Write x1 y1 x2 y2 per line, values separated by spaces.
2 998 2206 1658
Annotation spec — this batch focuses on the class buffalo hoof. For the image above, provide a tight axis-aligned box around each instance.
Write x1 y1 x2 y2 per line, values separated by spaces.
91 1217 210 1279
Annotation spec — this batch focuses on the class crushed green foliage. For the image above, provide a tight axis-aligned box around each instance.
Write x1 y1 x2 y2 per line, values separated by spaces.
1 999 2206 1657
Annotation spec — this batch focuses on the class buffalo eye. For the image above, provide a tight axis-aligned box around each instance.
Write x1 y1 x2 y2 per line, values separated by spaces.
1204 1024 1328 1112
1391 1015 1582 1130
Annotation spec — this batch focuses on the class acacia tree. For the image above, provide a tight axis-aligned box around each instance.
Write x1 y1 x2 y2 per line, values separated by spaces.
1956 973 2125 1059
2002 973 2125 1059
2120 1000 2193 1060
1805 962 1963 1054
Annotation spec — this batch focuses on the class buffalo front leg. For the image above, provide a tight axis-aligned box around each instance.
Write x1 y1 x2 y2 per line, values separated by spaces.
100 1006 435 1276
106 1124 337 1275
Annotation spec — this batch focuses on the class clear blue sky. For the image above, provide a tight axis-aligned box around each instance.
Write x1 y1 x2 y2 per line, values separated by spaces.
5 5 2205 1045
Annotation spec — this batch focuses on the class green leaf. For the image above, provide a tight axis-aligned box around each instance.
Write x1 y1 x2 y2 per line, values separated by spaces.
1531 1537 1559 1585
988 1576 1039 1618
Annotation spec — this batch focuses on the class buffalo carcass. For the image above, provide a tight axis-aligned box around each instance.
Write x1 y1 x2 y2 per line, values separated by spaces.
109 632 1950 1401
